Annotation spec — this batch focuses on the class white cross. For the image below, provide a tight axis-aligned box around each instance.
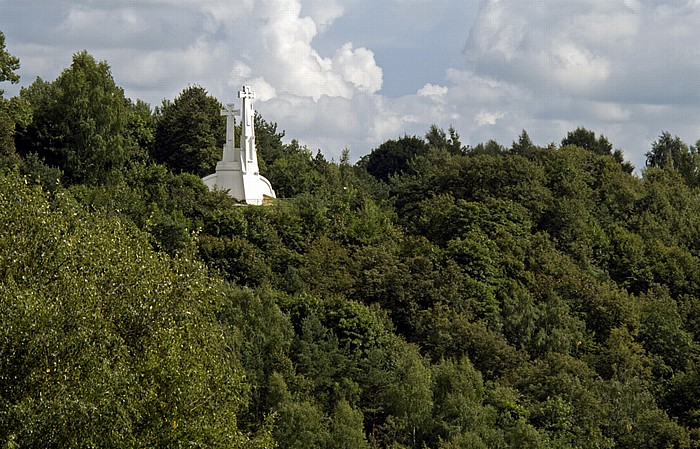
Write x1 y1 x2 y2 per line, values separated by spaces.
221 104 240 143
238 86 256 100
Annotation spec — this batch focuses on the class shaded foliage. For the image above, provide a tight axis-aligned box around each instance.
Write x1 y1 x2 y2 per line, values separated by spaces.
153 85 225 177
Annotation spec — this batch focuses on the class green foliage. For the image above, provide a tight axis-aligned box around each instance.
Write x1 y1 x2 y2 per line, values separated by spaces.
0 171 269 448
153 85 225 177
561 127 613 155
18 52 131 184
0 32 23 167
646 132 700 188
255 113 286 171
265 140 325 198
329 399 370 449
0 96 26 169
363 135 429 182
5 51 700 447
0 31 20 94
426 124 465 155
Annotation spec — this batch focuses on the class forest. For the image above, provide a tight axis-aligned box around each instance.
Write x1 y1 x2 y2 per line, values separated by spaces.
2 33 700 448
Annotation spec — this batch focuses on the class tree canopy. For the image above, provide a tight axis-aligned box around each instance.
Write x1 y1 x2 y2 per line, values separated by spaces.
2 44 700 448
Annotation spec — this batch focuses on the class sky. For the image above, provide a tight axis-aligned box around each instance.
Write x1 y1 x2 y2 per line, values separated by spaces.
2 0 700 170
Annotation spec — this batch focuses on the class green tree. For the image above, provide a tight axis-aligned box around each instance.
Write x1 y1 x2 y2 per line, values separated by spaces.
153 85 225 176
124 99 156 163
0 171 268 448
265 140 326 198
431 357 500 447
329 399 370 449
216 288 296 428
255 113 286 171
273 399 330 449
426 124 465 155
0 32 22 167
362 135 429 182
511 130 536 155
646 132 688 170
561 127 613 155
0 31 20 94
645 132 700 187
17 52 131 184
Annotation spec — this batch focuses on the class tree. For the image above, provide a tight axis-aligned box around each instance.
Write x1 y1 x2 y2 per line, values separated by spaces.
329 399 370 449
426 125 465 155
644 132 700 187
124 98 156 163
646 132 687 170
561 127 613 155
0 31 20 94
362 135 429 182
645 132 700 187
431 357 495 446
0 170 269 447
153 85 225 177
255 113 286 171
0 31 21 167
265 139 326 198
17 51 131 184
512 130 535 155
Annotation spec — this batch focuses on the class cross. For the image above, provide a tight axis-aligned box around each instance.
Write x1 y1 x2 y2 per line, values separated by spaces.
220 103 240 144
238 86 256 100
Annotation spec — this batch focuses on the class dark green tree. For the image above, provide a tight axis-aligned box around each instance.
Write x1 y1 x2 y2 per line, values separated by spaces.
646 132 688 170
561 127 613 155
153 85 225 177
329 399 370 449
255 113 286 171
645 132 700 187
511 130 535 155
124 98 156 163
362 135 429 182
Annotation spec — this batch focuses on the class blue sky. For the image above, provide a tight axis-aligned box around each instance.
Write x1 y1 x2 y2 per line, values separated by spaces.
2 0 700 170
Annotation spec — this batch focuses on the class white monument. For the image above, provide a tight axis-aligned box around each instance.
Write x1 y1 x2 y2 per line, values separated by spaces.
202 86 276 204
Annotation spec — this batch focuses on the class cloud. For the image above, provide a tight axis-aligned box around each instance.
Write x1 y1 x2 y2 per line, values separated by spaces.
300 0 344 31
332 43 383 94
418 83 448 100
214 0 383 101
5 0 700 171
453 0 700 168
475 111 506 126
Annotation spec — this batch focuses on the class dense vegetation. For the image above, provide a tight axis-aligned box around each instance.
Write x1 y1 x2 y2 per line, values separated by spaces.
2 35 700 448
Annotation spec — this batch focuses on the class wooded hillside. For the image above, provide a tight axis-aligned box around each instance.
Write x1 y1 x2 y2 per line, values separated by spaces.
2 41 700 448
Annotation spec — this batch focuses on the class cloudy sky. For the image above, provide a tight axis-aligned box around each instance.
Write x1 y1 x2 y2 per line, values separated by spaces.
2 0 700 169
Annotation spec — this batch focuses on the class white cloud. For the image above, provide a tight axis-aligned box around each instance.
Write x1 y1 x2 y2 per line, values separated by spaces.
544 42 610 90
214 0 380 101
453 0 700 168
246 78 277 102
475 111 506 126
228 61 252 85
332 43 383 94
418 83 448 100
